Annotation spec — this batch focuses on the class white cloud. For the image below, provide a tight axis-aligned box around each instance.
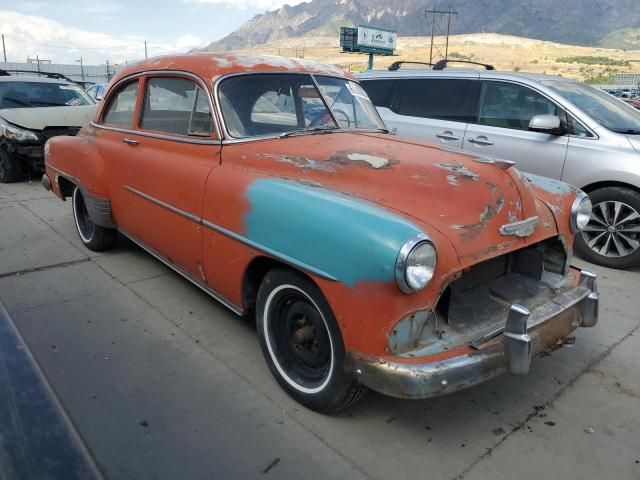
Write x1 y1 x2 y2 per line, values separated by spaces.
184 0 307 11
0 10 203 65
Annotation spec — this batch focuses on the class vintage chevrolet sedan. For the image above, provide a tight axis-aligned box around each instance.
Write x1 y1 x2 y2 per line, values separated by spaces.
43 53 599 413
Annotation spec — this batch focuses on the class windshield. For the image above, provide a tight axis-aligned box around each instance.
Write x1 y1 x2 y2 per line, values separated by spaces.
217 73 385 138
543 80 640 134
0 81 94 109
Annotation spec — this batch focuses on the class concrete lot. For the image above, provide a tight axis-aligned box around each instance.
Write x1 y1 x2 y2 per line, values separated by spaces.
1 180 639 480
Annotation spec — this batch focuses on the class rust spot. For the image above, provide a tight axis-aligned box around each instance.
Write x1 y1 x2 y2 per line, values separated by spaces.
451 183 505 241
256 153 337 172
435 163 480 186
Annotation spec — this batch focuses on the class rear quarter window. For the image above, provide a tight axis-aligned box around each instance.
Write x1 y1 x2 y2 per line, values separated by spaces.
103 81 138 127
396 78 474 122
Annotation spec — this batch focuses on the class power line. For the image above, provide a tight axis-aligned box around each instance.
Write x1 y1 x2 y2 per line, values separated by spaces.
5 36 140 51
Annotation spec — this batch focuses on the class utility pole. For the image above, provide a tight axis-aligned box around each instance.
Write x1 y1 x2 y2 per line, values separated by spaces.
105 60 110 81
424 7 458 64
77 56 85 81
36 55 40 74
144 41 148 59
1 34 6 63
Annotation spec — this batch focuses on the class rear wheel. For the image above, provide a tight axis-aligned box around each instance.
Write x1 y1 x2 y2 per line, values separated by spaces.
575 187 640 269
256 268 366 413
0 148 23 183
72 186 117 251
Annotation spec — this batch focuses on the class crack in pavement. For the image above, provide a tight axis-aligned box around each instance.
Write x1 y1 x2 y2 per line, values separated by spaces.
452 321 640 480
0 258 91 279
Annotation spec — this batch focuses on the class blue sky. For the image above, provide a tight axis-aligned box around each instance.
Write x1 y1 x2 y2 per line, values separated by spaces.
0 0 307 65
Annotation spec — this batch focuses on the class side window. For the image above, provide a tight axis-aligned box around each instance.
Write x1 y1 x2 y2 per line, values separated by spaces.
395 79 474 122
102 81 138 127
567 114 593 138
478 81 558 131
141 77 213 136
360 79 401 109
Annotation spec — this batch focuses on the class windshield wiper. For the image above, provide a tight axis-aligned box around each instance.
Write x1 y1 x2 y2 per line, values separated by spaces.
279 126 339 139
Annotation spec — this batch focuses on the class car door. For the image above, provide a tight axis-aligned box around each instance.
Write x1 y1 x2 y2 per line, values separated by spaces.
462 80 569 179
97 74 220 279
369 77 478 149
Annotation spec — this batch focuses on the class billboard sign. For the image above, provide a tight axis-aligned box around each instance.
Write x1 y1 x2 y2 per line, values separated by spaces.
356 26 396 55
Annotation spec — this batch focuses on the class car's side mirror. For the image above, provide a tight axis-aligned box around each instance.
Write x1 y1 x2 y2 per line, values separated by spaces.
95 93 103 101
529 114 565 135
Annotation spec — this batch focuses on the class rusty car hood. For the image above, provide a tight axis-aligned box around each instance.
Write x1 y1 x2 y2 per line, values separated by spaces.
226 131 560 266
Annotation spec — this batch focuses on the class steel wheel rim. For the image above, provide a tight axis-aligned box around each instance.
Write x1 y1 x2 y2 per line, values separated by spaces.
264 285 333 393
581 200 640 258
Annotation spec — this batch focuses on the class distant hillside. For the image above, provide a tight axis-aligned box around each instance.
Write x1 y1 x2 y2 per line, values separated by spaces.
201 0 640 53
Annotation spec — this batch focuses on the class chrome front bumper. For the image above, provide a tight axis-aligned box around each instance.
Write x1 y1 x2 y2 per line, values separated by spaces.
350 269 599 399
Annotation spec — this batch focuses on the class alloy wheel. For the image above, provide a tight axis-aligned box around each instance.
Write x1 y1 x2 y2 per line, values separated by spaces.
582 200 640 258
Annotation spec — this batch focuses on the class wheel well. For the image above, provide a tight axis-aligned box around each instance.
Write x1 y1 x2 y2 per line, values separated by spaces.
242 256 314 313
580 180 640 195
57 176 75 199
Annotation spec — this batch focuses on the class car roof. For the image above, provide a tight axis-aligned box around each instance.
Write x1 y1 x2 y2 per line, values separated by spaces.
0 75 74 84
357 68 577 86
113 53 350 86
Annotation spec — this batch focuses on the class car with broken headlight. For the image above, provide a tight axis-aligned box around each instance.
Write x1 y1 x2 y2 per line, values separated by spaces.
43 53 598 413
0 70 96 182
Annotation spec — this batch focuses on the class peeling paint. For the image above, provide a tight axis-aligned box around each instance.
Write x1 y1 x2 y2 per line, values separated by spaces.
436 163 480 185
327 151 398 169
508 211 518 222
256 153 337 173
450 183 505 240
525 173 574 196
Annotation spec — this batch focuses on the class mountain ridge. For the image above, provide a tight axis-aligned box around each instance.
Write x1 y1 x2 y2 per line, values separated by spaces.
201 0 640 52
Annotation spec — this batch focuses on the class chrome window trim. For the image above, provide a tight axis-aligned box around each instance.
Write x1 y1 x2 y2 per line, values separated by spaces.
98 69 223 143
92 121 222 145
124 185 338 282
212 70 376 144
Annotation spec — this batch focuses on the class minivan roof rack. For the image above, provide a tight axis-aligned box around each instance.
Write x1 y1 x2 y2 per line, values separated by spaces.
0 69 75 82
432 59 495 71
388 61 433 71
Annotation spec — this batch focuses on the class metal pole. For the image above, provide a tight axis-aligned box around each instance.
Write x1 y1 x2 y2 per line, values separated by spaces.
144 41 148 59
367 53 373 70
36 55 40 74
106 60 110 81
2 35 6 63
429 14 435 64
80 56 85 81
445 8 452 59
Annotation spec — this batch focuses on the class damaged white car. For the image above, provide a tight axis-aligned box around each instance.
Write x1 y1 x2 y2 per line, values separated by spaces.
0 71 96 182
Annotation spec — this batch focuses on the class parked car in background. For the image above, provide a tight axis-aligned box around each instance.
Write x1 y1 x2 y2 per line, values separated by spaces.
86 82 107 102
0 70 96 182
623 97 640 110
43 53 598 413
359 61 640 269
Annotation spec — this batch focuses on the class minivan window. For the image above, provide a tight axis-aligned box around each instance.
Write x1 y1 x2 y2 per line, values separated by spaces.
477 81 558 131
141 77 213 136
543 80 640 134
396 79 473 122
360 79 401 109
103 81 138 127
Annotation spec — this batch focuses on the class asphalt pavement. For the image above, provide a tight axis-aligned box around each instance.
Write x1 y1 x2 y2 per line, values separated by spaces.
1 180 639 480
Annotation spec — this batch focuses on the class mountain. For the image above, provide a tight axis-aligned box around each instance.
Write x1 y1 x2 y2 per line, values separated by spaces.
201 0 640 52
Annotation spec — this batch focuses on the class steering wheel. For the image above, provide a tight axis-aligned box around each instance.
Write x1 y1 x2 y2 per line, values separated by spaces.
307 108 352 128
332 108 351 128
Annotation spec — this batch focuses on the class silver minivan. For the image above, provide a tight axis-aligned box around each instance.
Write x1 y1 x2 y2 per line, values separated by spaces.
358 64 640 269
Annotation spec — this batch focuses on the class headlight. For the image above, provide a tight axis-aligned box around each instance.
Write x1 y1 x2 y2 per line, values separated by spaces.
570 191 592 233
0 117 39 142
395 234 437 293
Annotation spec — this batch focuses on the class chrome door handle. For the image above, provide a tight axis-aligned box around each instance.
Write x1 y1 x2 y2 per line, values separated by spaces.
122 137 139 146
468 136 494 146
436 131 460 141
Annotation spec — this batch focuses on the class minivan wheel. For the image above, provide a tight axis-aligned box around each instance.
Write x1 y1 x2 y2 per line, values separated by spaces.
72 186 118 251
256 268 366 413
575 187 640 269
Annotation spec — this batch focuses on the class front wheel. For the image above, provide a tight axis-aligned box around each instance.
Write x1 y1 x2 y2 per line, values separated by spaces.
72 186 118 251
575 186 640 269
0 148 23 183
256 268 366 413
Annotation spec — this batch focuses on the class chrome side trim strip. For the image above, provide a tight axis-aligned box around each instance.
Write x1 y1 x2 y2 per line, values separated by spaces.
91 122 222 145
200 219 338 282
118 227 244 316
124 185 201 223
124 185 338 282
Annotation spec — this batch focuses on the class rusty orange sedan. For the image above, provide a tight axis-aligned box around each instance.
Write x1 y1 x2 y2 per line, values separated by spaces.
42 53 598 412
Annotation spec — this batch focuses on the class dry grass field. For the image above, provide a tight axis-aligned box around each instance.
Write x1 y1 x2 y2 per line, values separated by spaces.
240 33 640 81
